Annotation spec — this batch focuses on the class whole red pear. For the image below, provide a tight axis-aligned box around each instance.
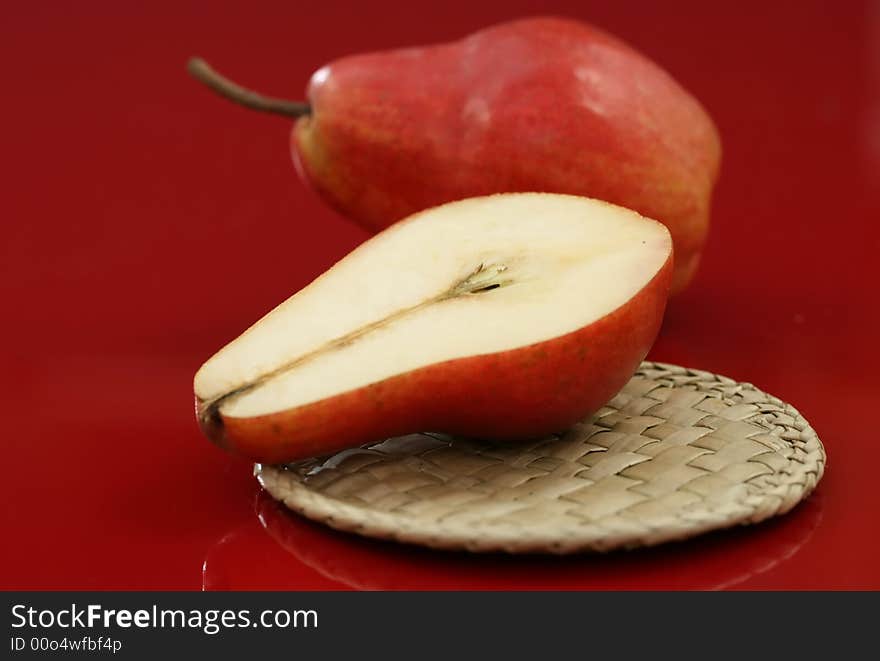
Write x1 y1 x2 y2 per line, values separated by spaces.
191 17 721 293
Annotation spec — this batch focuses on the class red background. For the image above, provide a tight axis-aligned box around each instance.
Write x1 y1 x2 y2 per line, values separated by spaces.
2 0 877 589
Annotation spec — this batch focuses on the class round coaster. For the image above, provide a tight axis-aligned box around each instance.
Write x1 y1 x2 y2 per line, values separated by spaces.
255 362 826 554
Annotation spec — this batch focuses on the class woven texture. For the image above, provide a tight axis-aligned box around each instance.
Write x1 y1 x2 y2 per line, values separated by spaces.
256 362 826 553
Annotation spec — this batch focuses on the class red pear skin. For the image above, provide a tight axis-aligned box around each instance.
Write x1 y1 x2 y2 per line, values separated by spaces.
292 17 720 293
211 254 672 464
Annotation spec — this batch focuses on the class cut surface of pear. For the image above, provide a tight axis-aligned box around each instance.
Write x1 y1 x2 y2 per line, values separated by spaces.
194 193 672 462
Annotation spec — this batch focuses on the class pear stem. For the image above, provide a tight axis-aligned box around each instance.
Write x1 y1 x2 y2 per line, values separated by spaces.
186 57 311 118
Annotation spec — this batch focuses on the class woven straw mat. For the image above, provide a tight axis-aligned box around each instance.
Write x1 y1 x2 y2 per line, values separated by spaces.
256 362 826 553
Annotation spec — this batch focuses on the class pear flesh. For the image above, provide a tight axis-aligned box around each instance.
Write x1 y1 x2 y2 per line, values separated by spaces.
194 193 673 463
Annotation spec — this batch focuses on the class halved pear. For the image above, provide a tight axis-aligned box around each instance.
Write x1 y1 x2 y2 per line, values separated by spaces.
195 193 672 463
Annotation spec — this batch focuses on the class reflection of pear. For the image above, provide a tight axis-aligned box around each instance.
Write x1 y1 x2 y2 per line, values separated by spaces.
201 512 349 591
252 489 823 591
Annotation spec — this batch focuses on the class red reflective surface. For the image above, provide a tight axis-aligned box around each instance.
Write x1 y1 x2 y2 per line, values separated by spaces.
1 0 878 589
